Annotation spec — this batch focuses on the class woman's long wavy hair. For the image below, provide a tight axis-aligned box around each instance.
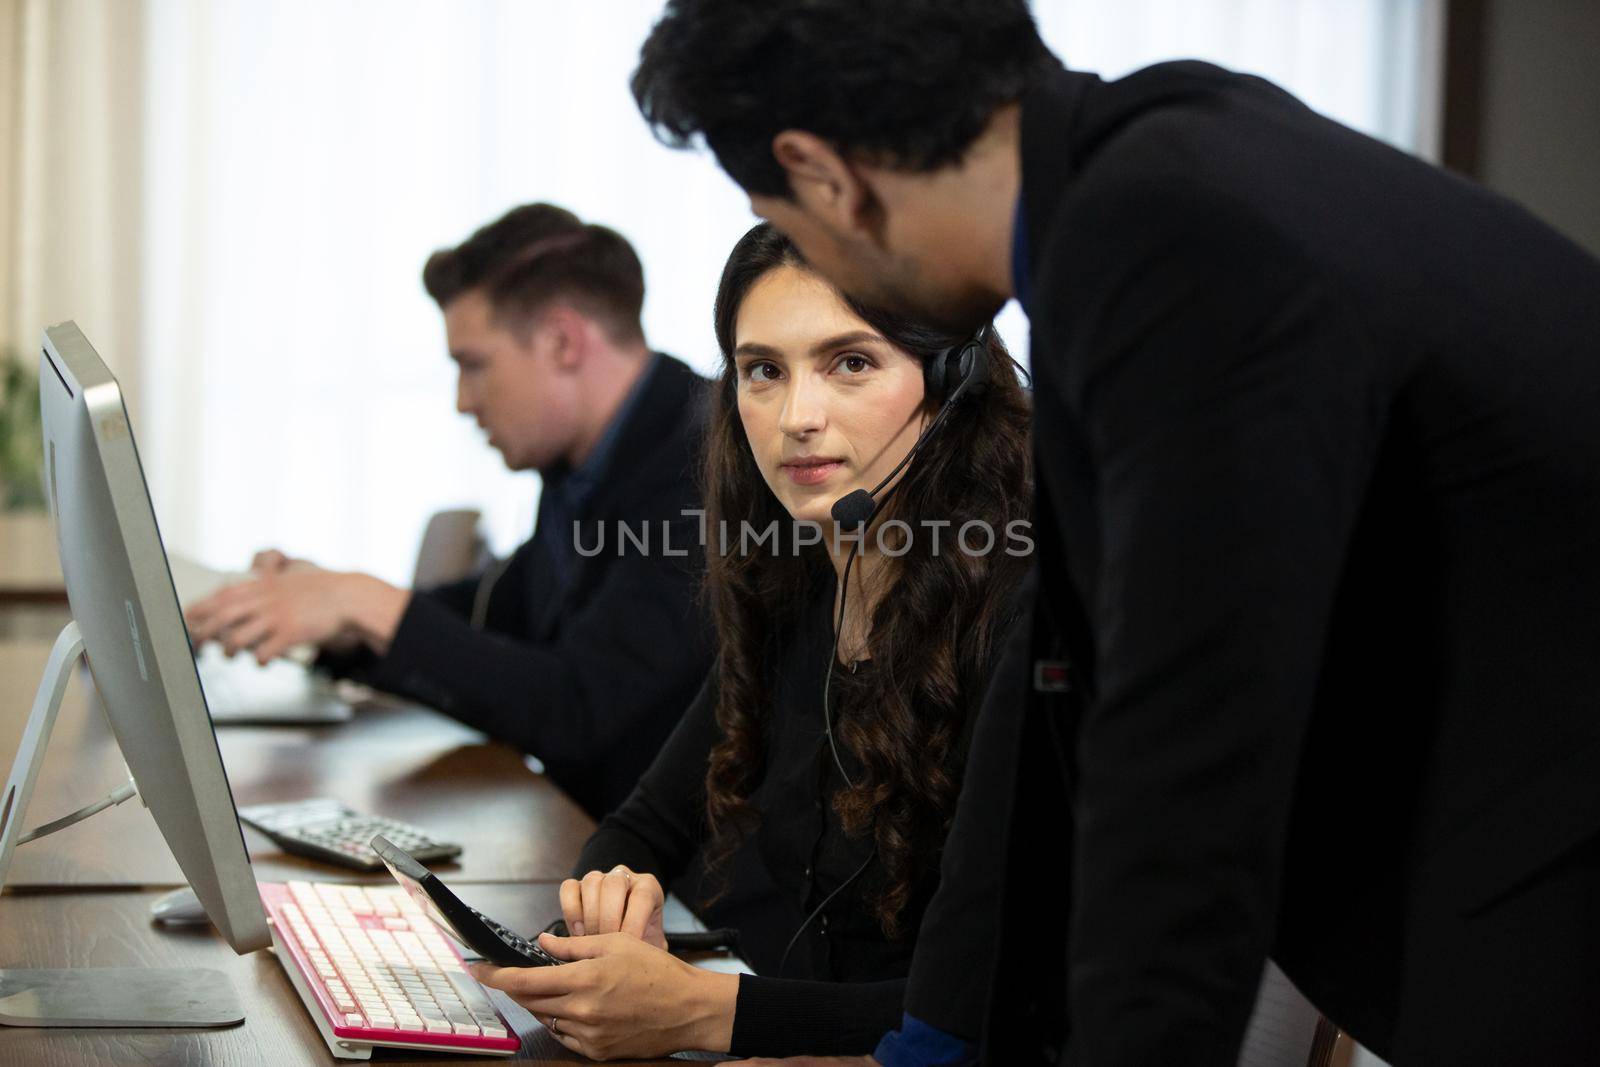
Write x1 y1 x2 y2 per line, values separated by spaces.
701 223 1032 937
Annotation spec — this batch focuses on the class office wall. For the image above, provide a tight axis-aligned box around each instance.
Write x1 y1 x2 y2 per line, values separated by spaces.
1478 0 1600 256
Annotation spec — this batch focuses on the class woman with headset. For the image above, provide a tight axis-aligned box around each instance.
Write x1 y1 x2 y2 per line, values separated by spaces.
471 223 1032 1060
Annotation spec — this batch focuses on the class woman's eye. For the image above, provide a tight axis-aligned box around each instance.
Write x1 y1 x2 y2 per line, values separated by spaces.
744 361 780 383
838 354 870 374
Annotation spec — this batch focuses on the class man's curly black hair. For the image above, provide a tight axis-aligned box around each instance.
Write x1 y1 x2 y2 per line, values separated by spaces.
632 0 1052 198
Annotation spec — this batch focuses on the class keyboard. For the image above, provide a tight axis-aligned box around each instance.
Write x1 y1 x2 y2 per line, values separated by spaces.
261 880 519 1060
197 646 353 725
240 798 462 870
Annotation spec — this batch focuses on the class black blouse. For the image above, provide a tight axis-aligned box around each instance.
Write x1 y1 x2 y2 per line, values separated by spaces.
576 581 1005 1057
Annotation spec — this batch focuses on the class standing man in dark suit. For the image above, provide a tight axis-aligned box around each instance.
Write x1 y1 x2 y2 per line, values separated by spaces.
187 204 715 817
628 3 1600 1064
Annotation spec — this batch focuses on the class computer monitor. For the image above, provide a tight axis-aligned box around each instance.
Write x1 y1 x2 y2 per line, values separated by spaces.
0 321 267 1026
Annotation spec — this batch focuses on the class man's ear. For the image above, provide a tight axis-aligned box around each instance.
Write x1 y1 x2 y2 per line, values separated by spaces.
537 306 587 372
771 130 885 243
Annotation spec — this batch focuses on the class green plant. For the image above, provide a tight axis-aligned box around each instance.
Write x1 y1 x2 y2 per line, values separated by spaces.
0 351 47 511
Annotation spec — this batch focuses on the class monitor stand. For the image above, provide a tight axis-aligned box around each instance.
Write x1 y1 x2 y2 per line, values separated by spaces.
0 621 243 1028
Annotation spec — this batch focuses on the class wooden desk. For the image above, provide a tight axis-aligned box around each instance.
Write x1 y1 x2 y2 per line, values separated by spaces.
0 885 721 1066
0 635 747 1065
0 641 595 887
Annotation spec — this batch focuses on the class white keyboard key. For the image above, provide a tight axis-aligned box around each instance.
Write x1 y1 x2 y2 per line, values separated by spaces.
480 1022 509 1039
451 1021 481 1036
424 1018 452 1034
446 971 497 1016
344 1013 364 1028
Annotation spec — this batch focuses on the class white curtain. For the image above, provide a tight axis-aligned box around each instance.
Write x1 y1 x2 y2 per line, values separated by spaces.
138 0 756 582
1 0 148 414
12 0 1442 589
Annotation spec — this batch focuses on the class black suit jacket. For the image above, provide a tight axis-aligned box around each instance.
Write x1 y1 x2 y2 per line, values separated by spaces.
907 61 1600 1065
324 354 715 818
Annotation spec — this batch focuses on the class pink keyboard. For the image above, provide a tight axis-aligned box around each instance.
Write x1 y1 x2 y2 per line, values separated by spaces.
261 880 520 1060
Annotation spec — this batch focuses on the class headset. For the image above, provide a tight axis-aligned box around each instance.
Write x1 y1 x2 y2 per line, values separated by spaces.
778 323 993 977
829 324 994 529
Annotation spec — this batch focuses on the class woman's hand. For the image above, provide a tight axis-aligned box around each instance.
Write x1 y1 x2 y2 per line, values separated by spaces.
470 931 738 1061
559 865 666 949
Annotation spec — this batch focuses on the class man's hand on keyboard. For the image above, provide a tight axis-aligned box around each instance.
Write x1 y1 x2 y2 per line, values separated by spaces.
185 569 410 664
469 931 739 1060
249 547 322 576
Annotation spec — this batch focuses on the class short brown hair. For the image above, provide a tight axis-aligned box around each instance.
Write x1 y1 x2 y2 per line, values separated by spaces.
422 203 646 343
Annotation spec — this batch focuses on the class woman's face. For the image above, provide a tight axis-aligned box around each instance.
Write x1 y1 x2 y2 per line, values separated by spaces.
733 265 928 527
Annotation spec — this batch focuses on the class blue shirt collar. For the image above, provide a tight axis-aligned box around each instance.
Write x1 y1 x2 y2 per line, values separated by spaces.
545 351 661 514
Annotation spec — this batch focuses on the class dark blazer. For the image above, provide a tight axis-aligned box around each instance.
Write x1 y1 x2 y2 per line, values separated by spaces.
913 61 1600 1065
324 354 715 818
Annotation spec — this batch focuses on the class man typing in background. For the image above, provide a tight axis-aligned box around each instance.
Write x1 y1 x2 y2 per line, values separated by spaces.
187 203 714 817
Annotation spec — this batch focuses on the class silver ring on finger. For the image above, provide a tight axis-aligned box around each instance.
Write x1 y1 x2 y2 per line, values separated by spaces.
549 1016 561 1037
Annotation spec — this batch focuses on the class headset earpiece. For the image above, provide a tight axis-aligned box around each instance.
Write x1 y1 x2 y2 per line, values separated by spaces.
830 325 996 529
925 324 993 406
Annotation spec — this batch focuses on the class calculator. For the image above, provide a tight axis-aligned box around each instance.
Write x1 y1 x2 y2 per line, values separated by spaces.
371 834 563 967
238 797 462 871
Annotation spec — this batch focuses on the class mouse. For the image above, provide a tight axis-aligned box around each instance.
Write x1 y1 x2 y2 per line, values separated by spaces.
150 886 211 926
